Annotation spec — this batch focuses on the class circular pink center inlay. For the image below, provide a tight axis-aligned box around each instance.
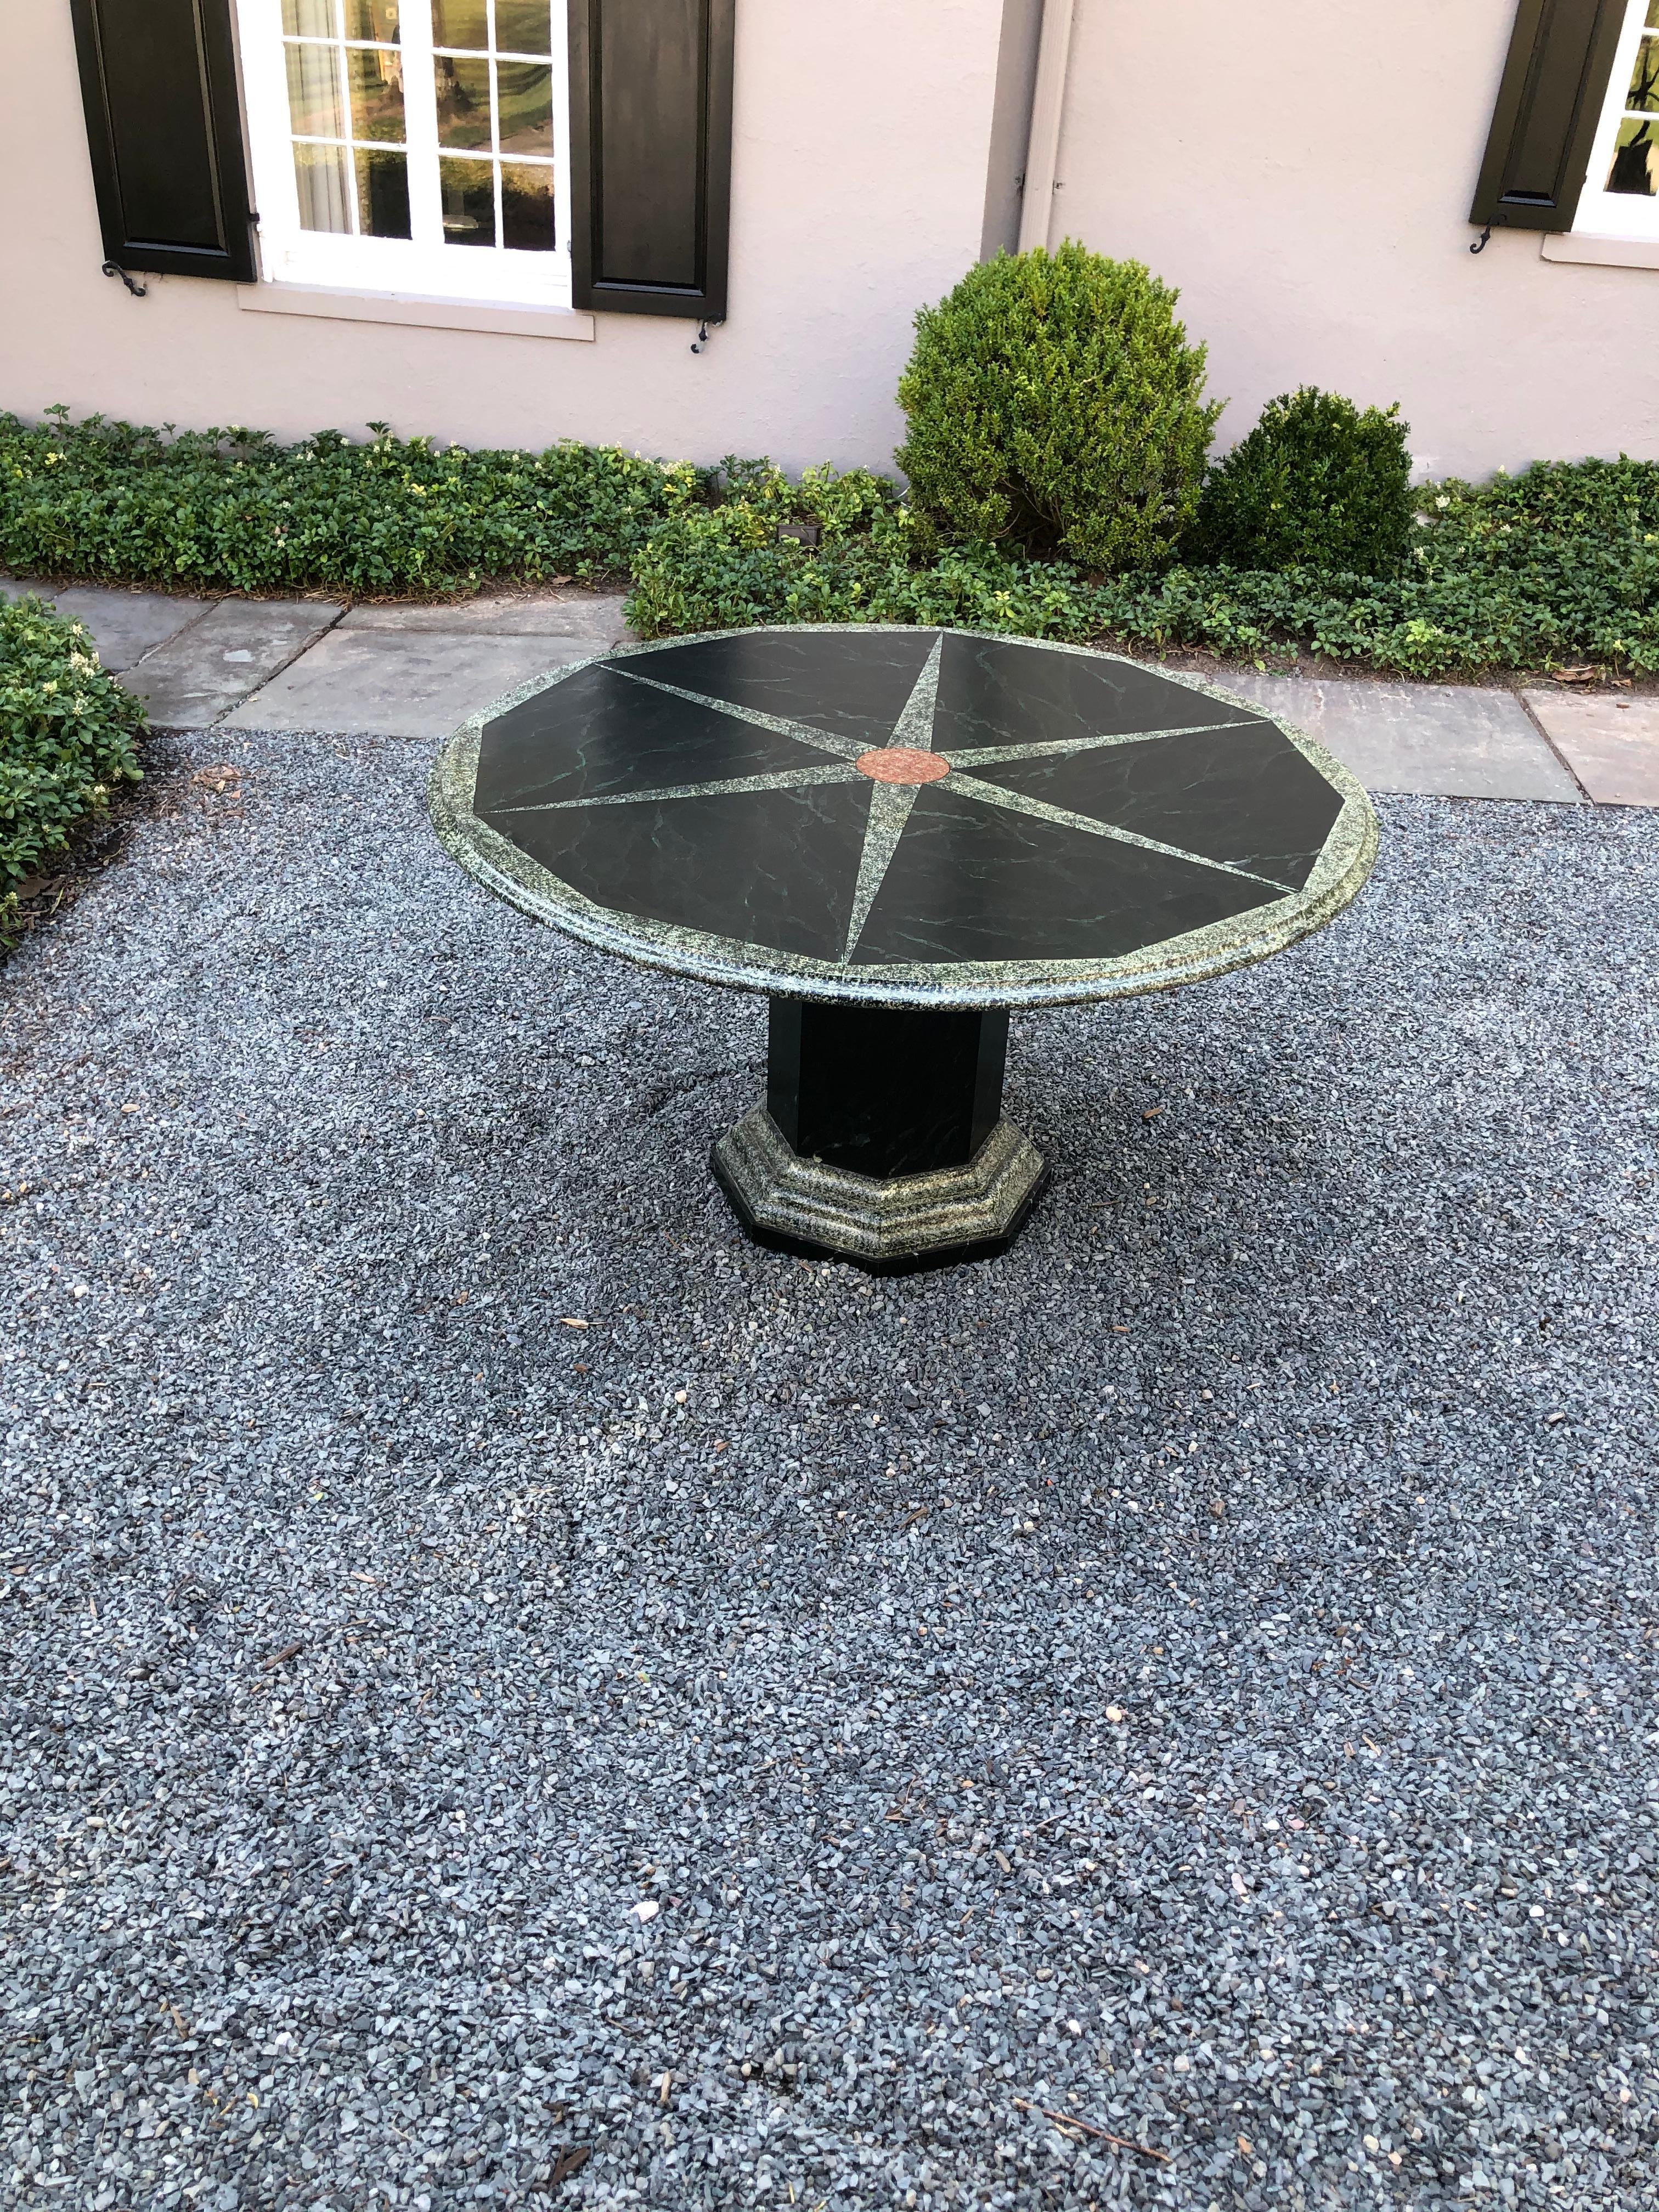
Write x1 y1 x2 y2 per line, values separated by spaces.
856 746 950 786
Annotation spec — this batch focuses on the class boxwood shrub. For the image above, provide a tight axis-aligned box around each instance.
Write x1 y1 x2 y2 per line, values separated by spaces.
1192 387 1415 574
1 595 146 939
894 244 1221 572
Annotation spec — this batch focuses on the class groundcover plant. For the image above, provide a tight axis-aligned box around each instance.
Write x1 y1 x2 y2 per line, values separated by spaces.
0 594 145 943
4 411 1657 677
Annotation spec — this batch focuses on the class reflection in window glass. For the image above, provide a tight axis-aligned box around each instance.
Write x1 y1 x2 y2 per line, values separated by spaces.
260 0 561 276
501 160 554 248
1609 116 1658 194
435 55 492 146
284 3 408 235
441 156 497 244
356 147 412 235
431 0 490 50
1624 32 1659 110
427 5 557 251
1607 31 1659 191
348 46 406 140
343 0 401 37
497 61 552 155
495 0 551 54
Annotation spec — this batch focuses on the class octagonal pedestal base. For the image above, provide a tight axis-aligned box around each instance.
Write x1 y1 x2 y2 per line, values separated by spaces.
712 1105 1047 1274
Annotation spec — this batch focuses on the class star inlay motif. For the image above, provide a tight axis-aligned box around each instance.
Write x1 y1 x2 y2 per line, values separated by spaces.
491 635 1300 964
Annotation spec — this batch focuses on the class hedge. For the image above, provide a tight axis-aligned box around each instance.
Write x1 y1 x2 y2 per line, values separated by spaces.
0 408 704 596
628 455 1659 678
1 595 146 940
4 410 1657 677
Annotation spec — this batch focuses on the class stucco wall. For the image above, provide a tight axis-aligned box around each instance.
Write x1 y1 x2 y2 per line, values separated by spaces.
5 1 1656 479
2 1 1004 472
1048 0 1659 478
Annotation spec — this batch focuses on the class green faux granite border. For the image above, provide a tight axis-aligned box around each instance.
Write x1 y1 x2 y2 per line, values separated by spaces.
428 625 1379 1012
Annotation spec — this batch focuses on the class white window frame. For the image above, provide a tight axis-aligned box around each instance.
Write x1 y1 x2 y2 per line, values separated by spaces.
1575 0 1659 239
236 0 573 308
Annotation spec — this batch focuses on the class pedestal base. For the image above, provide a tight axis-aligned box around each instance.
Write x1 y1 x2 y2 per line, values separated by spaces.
712 1107 1047 1273
711 997 1047 1271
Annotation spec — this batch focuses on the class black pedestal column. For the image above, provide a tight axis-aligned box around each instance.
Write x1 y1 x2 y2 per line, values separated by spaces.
711 997 1047 1272
766 998 1009 1180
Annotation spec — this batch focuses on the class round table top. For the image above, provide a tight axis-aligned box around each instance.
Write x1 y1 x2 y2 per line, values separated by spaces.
430 624 1377 1011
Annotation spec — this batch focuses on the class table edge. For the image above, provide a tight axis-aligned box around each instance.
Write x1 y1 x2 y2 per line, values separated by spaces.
427 625 1381 1012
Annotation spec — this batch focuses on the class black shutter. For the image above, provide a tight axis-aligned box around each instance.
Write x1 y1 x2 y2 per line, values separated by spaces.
69 0 256 283
1471 0 1626 232
568 0 735 319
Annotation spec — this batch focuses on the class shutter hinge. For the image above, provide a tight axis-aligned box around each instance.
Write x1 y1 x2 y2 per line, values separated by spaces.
102 262 148 298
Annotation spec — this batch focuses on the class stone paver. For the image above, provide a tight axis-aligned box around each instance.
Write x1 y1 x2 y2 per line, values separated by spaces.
1 576 215 672
125 599 342 729
221 627 604 738
1522 689 1659 807
9 572 1656 803
339 588 631 643
1213 669 1583 802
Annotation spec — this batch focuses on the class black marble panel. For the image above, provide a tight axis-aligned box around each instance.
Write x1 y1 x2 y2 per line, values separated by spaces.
959 722 1342 890
474 662 834 814
932 631 1261 754
768 997 1007 1178
636 631 938 750
470 627 1354 978
480 778 872 963
851 783 1270 967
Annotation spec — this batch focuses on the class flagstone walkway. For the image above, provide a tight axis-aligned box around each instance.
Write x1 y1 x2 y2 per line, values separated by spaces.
6 575 1658 806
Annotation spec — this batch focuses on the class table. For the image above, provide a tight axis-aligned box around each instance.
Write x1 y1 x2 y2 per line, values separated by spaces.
430 625 1377 1271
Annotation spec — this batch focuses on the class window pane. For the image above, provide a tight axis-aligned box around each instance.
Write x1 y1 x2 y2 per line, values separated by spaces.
343 0 401 38
357 146 412 234
496 62 552 155
441 155 496 243
435 55 493 146
348 46 406 140
431 0 490 50
1626 36 1659 112
294 140 352 229
283 0 335 35
495 0 551 54
501 160 554 249
1607 118 1659 194
285 42 344 138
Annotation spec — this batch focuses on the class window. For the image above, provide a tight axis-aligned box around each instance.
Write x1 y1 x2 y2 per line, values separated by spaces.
1576 0 1659 234
236 0 572 304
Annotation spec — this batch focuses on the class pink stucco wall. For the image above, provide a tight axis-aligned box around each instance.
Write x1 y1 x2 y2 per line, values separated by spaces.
3 0 1655 478
3 0 1005 473
1051 0 1659 476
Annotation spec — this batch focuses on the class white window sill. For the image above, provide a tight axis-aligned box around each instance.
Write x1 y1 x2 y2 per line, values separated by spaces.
235 283 595 340
1542 232 1659 270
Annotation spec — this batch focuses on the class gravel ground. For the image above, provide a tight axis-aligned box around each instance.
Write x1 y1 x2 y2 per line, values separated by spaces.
2 725 1657 2212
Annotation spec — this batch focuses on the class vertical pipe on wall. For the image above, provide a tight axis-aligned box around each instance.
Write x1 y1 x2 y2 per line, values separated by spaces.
1016 0 1075 255
979 0 1043 259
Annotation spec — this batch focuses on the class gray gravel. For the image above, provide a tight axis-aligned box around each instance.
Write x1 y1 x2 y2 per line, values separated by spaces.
2 725 1657 2212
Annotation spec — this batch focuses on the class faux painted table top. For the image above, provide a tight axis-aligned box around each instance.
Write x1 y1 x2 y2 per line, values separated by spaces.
430 625 1377 1010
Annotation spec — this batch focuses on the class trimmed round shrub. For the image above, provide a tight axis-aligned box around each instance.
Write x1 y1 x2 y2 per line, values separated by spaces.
1192 386 1414 572
894 242 1222 573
